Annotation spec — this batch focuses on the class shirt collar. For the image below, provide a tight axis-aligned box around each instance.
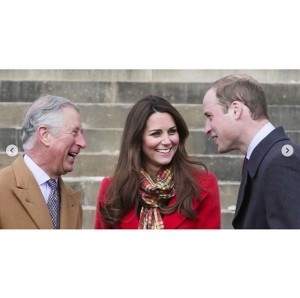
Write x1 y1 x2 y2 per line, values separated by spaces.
24 154 51 186
247 122 275 159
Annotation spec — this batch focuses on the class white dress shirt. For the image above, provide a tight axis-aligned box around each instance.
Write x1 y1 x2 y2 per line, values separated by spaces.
246 122 275 160
24 154 57 203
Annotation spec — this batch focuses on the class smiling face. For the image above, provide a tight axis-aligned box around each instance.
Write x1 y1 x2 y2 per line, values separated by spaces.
203 88 240 153
46 107 87 178
142 112 179 177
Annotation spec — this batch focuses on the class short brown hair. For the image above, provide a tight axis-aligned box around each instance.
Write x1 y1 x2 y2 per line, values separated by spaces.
208 74 269 120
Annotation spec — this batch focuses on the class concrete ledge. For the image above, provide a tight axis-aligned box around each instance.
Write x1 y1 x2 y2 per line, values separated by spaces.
1 102 299 131
2 127 300 156
1 69 300 84
0 153 244 181
1 81 300 104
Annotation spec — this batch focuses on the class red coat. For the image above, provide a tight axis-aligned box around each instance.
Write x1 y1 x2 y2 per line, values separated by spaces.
94 171 221 229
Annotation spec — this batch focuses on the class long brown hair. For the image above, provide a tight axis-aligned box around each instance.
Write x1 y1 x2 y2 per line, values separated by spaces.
100 95 207 226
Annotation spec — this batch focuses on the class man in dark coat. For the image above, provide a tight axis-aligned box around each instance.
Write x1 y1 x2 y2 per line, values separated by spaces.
202 74 300 228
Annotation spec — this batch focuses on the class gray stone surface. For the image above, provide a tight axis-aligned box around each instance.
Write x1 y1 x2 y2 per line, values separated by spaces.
1 81 300 104
1 102 299 132
0 153 244 181
220 211 235 229
1 69 300 83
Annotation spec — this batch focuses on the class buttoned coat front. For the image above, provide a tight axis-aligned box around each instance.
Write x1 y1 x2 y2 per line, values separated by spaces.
233 127 300 229
0 155 83 229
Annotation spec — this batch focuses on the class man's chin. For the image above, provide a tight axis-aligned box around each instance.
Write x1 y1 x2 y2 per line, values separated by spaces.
62 166 74 175
217 146 228 154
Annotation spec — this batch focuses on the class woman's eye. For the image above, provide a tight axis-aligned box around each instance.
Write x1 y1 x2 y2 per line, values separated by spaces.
150 132 160 136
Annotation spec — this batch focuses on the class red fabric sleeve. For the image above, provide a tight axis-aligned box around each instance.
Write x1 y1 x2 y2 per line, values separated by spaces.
196 172 221 229
94 177 111 229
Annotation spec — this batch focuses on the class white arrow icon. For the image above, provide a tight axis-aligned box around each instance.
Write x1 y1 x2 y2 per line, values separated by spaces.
6 144 18 157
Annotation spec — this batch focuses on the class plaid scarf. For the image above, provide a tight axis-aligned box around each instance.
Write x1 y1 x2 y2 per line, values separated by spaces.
138 167 175 229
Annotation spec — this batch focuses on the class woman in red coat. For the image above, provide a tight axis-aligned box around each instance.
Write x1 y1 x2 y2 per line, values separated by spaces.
94 95 221 229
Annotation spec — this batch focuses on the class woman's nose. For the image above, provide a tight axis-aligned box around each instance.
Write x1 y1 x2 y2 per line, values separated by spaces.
161 134 171 145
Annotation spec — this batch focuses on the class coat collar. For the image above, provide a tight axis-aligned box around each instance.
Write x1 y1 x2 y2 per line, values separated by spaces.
247 126 289 178
59 178 82 228
12 156 81 229
12 156 53 228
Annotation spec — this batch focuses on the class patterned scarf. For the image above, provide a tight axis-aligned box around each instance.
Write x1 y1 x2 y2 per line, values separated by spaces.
138 167 176 229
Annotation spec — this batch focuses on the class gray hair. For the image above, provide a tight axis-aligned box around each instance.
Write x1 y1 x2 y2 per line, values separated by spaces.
22 94 79 151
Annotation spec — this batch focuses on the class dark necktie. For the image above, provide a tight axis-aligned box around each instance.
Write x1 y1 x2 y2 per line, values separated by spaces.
242 156 249 174
47 179 60 229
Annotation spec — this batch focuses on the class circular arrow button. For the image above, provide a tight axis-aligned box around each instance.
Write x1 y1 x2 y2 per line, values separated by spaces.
6 144 18 157
281 144 294 157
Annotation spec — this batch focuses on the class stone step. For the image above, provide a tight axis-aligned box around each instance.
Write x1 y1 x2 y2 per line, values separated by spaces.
1 127 300 156
1 103 300 131
0 153 248 181
0 103 204 129
1 81 300 104
1 69 300 84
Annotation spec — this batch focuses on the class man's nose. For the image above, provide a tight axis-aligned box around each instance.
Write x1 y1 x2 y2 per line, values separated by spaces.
77 133 87 149
204 121 211 135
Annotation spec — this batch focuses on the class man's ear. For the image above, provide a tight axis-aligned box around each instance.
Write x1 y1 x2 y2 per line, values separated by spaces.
37 125 51 146
231 101 243 119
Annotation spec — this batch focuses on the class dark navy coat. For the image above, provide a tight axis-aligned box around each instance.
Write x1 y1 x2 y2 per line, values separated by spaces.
233 127 300 229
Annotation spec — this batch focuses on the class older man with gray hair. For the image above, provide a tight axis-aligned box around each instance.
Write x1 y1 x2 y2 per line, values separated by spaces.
0 95 86 229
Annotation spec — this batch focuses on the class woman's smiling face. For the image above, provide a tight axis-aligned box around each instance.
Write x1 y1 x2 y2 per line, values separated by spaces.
142 112 179 177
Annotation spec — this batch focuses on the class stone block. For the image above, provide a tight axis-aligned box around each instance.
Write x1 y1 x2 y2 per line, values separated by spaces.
221 211 235 229
1 81 300 105
3 103 299 136
0 70 154 82
269 106 300 130
0 152 252 182
0 103 29 127
82 208 96 229
2 69 300 84
152 69 300 84
0 128 22 151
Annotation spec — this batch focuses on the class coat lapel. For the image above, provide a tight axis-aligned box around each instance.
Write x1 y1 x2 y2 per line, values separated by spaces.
59 178 82 229
233 171 249 223
12 156 53 229
233 127 290 224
